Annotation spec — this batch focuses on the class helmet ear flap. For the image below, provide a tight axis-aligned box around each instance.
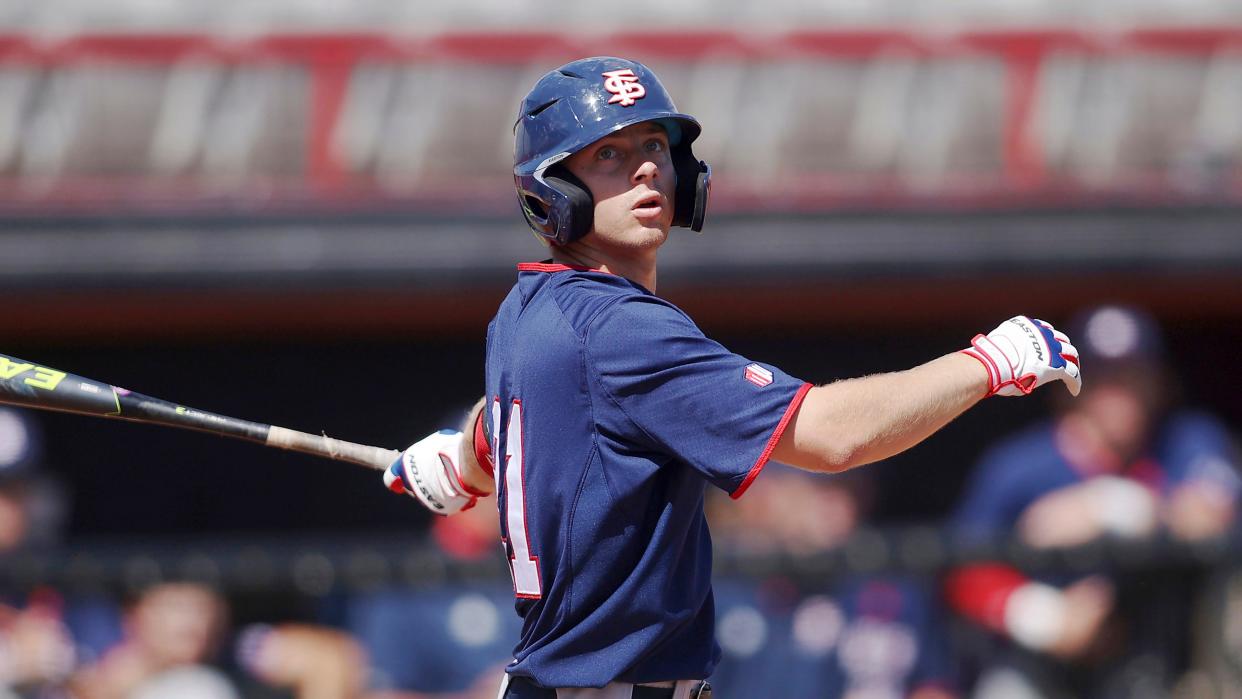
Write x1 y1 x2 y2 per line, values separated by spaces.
689 161 710 232
543 166 594 245
671 147 710 232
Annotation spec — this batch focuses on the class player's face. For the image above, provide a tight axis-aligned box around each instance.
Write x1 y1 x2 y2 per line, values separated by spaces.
0 488 27 552
1079 379 1154 460
130 583 225 665
563 122 675 251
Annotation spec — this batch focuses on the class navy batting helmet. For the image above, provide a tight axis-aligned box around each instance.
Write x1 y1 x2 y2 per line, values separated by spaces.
513 57 711 245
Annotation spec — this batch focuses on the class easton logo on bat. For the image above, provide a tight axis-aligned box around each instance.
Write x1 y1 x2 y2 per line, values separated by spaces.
0 357 67 391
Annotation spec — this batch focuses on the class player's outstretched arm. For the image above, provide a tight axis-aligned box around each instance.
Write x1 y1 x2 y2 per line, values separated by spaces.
383 397 496 515
774 316 1081 474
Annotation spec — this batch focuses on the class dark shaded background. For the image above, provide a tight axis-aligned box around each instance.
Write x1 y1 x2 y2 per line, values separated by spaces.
11 310 1239 539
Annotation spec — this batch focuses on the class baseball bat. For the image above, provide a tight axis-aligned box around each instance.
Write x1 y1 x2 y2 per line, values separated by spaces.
0 352 399 471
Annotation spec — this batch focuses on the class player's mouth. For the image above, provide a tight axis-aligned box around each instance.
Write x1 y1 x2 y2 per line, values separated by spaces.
631 192 665 220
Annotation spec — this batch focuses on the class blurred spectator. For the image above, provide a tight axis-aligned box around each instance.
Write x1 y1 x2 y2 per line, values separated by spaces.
237 623 367 699
345 502 516 699
945 305 1242 698
0 591 77 698
1 408 372 699
61 581 374 699
707 466 958 699
1 408 77 698
0 407 68 554
67 582 239 699
708 461 867 557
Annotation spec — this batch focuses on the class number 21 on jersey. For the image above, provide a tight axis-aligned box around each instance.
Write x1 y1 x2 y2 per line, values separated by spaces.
492 398 543 599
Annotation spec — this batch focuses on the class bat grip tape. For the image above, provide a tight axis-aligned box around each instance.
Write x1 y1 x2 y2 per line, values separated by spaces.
266 426 399 471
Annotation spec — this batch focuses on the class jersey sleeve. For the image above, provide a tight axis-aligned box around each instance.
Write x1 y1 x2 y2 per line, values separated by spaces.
950 435 1057 537
585 294 811 498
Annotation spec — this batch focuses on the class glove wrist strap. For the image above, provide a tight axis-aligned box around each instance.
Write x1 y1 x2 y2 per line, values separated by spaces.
960 334 1002 397
961 333 1037 398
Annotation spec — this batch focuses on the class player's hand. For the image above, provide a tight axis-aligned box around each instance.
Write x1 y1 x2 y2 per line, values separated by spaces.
384 430 485 516
1017 477 1158 548
1002 576 1114 659
0 606 76 685
1047 576 1115 661
962 316 1082 397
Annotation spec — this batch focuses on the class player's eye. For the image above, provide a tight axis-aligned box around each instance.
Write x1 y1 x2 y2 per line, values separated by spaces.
596 146 620 161
644 138 666 153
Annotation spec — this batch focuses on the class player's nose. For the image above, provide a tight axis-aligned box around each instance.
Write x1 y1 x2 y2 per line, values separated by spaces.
631 158 659 184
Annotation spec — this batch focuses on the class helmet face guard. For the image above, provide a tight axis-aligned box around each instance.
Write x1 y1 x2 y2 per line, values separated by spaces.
514 57 711 246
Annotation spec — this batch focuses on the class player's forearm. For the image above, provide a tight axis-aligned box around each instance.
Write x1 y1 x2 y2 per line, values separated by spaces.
458 396 496 496
776 353 987 473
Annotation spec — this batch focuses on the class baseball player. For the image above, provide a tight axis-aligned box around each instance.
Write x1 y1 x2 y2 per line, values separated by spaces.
383 57 1083 699
946 305 1240 697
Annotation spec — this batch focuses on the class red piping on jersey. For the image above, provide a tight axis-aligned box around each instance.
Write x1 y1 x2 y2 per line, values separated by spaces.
732 381 813 500
472 406 494 478
516 262 614 275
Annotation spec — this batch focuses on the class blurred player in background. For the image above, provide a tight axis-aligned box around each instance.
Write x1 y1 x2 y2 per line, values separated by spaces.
237 621 368 699
0 592 76 699
1 408 77 698
946 304 1241 698
0 407 68 555
707 467 958 699
383 56 1083 698
69 582 240 699
346 501 518 699
0 407 371 699
68 581 369 699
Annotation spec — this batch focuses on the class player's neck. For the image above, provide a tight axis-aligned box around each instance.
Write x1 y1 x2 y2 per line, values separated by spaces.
551 246 658 293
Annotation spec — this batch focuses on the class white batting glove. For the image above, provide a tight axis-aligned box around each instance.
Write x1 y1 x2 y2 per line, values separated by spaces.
962 316 1082 397
384 430 484 516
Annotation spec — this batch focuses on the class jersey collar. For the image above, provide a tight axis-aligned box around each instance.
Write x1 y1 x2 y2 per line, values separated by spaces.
517 262 614 275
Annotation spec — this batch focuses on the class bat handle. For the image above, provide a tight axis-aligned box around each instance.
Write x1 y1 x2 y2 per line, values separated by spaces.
266 427 400 471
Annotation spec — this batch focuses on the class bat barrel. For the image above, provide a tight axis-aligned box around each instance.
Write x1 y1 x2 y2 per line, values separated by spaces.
0 353 124 417
1 352 396 472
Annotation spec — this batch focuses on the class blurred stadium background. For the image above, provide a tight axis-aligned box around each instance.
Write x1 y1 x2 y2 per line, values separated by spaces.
2 0 1242 697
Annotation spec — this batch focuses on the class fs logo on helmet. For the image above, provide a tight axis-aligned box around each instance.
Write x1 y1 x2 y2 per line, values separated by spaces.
602 69 646 106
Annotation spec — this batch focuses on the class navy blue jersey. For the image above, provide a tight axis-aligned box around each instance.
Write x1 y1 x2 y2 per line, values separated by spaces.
485 264 811 687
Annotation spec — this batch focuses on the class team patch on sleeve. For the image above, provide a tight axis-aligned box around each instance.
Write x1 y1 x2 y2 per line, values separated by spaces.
743 363 774 388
